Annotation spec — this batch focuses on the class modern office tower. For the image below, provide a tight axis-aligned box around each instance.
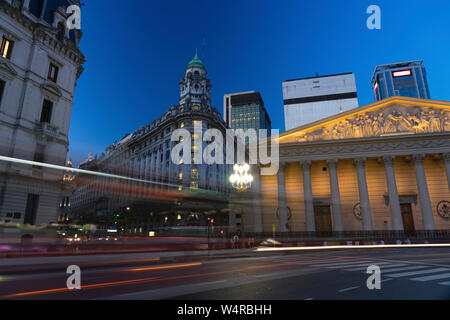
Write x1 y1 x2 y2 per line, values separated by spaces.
371 60 431 101
283 73 359 131
0 0 85 225
223 91 271 138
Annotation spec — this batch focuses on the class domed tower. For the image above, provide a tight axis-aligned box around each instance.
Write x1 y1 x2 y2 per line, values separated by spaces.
179 52 212 107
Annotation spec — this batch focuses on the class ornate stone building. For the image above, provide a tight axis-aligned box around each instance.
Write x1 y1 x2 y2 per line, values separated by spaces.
0 0 84 225
256 96 450 233
71 54 233 234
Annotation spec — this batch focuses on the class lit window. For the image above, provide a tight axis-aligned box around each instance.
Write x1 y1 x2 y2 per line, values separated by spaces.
193 120 202 127
48 63 59 83
192 133 199 140
178 171 183 180
191 168 198 179
193 105 200 111
0 36 14 59
179 122 184 128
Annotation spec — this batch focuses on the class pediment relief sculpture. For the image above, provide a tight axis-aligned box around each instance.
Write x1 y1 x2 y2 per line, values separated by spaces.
294 105 450 143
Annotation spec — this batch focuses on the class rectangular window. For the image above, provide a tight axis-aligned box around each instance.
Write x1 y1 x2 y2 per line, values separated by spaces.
0 80 5 105
48 63 59 83
40 99 53 123
24 194 40 225
0 36 14 59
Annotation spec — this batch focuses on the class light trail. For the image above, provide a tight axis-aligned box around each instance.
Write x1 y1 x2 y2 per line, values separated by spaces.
257 243 450 252
127 262 202 272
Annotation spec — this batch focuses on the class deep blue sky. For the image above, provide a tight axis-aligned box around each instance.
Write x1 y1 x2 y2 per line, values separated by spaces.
69 0 450 165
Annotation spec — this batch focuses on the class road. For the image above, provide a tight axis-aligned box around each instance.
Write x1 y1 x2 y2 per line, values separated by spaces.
1 247 450 299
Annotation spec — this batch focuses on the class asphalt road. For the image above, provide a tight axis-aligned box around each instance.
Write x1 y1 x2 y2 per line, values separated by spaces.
1 247 450 300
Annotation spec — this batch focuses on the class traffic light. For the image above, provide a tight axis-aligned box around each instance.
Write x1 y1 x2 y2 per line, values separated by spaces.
210 218 215 224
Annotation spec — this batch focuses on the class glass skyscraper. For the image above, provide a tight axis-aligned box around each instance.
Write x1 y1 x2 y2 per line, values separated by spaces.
223 91 271 140
371 60 431 101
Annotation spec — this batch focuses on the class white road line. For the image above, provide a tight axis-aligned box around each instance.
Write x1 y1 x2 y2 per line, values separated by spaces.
411 273 450 282
326 262 380 269
338 286 360 293
381 278 394 283
195 280 227 286
439 281 450 286
304 298 314 300
385 268 450 278
375 265 427 273
311 260 365 267
343 263 405 271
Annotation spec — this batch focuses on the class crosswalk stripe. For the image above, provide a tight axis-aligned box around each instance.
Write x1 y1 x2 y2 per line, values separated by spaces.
438 281 450 286
344 263 406 271
326 262 381 269
411 273 450 282
311 260 359 267
312 261 372 268
385 268 449 278
376 265 427 273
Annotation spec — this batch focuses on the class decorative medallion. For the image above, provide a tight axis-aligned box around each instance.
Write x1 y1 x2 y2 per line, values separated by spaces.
437 201 450 219
353 202 362 220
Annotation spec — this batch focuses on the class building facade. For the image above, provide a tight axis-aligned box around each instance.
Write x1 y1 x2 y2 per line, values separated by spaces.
70 54 236 235
371 60 430 101
0 0 84 225
283 73 359 131
223 91 271 138
255 97 450 234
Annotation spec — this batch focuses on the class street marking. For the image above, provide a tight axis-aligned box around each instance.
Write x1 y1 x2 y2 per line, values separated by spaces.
338 286 360 293
411 273 450 282
381 278 394 283
344 263 406 271
385 268 449 278
373 265 427 273
312 260 363 267
326 262 380 269
438 281 450 286
340 262 391 271
195 280 227 286
304 297 314 300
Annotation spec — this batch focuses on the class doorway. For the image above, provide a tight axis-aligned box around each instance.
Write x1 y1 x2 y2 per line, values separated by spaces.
314 205 332 232
400 203 415 231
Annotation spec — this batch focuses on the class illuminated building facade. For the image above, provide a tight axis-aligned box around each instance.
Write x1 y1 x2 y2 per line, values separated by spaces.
70 54 236 234
257 97 450 233
371 60 431 101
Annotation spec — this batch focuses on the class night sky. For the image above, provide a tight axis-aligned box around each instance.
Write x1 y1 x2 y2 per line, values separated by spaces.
68 0 450 165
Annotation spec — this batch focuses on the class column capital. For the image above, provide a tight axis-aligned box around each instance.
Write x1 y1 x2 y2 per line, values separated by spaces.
300 160 311 168
353 157 367 167
382 156 395 166
412 154 426 163
326 159 338 169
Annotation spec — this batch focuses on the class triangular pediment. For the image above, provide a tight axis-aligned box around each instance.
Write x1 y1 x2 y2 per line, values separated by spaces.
278 97 450 144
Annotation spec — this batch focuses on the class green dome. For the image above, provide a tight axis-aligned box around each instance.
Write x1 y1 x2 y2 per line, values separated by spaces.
187 52 205 69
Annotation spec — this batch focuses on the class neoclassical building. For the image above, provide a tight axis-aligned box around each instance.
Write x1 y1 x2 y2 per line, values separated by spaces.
71 54 234 234
0 0 84 225
255 96 450 234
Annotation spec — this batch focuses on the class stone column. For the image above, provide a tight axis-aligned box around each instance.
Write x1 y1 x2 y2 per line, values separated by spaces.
327 159 344 231
301 160 315 232
412 154 435 230
251 165 264 233
354 158 373 231
383 156 403 230
277 162 289 232
443 153 450 194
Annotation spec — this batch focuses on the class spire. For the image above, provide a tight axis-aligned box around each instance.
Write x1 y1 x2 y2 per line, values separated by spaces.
187 50 205 70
